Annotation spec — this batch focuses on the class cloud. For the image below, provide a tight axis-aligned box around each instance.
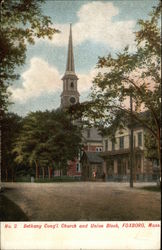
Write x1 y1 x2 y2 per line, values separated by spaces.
45 1 136 51
10 57 100 103
78 69 95 93
78 67 108 93
9 57 61 103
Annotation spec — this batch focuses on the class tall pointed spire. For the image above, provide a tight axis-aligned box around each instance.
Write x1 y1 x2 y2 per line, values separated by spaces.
66 24 75 73
60 23 79 109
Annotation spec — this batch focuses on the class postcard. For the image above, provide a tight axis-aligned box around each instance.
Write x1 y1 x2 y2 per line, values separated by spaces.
0 0 161 249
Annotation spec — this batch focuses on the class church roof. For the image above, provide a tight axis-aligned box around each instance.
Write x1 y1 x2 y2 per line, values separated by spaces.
66 24 75 73
81 151 104 164
82 127 102 143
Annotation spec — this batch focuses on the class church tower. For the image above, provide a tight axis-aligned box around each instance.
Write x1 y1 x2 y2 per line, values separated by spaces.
60 24 80 109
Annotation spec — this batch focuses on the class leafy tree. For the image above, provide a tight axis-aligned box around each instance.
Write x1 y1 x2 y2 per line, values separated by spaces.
144 111 159 164
75 3 161 170
1 113 22 181
144 133 159 161
0 0 59 186
13 110 82 179
0 0 58 111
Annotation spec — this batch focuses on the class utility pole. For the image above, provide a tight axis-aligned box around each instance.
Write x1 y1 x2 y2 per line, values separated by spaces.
0 108 2 191
130 93 134 188
0 0 4 192
160 81 162 179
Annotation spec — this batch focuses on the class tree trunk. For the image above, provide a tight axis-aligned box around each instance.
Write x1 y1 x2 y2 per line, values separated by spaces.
48 167 51 179
35 161 39 180
134 166 136 182
5 168 8 182
0 121 2 189
157 128 161 178
42 167 45 179
59 162 62 177
11 167 14 182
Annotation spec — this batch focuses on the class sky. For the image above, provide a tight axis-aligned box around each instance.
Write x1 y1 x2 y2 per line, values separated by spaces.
9 0 158 116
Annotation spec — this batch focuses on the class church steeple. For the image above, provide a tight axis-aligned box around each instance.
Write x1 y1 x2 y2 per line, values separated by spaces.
66 24 75 73
60 24 80 109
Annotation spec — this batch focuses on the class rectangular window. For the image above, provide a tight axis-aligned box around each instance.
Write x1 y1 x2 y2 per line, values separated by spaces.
119 136 124 149
138 132 142 147
105 140 108 151
76 163 80 172
97 147 102 152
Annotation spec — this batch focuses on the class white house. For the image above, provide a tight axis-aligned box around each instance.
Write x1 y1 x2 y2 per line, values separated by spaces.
101 125 157 181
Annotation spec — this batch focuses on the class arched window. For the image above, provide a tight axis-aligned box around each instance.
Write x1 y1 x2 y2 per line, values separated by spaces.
71 82 74 88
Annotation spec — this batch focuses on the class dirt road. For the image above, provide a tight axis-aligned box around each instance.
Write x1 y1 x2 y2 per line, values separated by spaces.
2 182 161 221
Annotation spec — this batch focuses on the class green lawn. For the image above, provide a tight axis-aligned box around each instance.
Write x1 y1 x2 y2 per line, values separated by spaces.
14 176 81 183
139 185 161 192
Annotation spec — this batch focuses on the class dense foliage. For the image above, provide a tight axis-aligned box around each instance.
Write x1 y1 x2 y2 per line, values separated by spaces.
0 0 58 184
13 110 82 179
74 3 161 166
1 113 22 181
0 0 58 112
